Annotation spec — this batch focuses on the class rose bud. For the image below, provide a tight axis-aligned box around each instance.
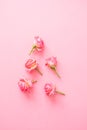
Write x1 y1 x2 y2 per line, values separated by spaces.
29 36 44 55
45 56 61 78
18 78 37 92
25 58 43 76
44 83 65 96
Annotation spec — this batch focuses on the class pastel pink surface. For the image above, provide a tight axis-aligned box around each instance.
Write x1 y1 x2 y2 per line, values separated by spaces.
0 0 87 130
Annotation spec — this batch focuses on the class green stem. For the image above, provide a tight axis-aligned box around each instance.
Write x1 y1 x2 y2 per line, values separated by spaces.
35 67 43 76
29 45 36 55
54 69 61 79
56 90 65 96
32 80 37 83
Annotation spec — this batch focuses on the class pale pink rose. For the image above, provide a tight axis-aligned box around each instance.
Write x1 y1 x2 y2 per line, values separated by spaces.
45 57 61 78
29 36 44 55
25 58 43 75
44 83 65 96
18 78 37 92
45 56 57 67
34 36 44 52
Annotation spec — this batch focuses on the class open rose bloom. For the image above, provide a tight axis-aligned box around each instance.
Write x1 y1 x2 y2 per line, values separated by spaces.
45 56 61 78
25 58 43 75
44 83 65 96
25 58 37 72
29 36 44 55
18 78 37 92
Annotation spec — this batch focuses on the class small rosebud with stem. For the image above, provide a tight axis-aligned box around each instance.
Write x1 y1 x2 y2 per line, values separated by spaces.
45 56 61 78
25 58 43 76
18 78 37 92
44 83 65 96
29 36 44 55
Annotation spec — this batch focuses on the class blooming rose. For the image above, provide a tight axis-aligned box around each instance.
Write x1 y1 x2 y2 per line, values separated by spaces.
18 78 33 92
29 36 44 55
25 58 43 75
34 36 44 51
45 56 61 78
44 83 65 96
45 56 57 67
44 83 56 96
25 58 37 72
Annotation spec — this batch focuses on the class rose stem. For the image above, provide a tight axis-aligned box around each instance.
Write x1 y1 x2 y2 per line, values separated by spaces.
35 67 43 76
32 80 37 83
29 45 36 55
56 90 65 96
54 69 61 79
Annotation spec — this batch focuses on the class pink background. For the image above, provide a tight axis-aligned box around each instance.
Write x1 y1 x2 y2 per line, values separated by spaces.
0 0 87 129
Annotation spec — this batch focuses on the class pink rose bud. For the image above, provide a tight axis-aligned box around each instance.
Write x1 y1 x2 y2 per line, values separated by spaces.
45 56 61 78
44 83 65 96
25 58 43 76
18 78 37 92
25 58 37 71
29 36 44 55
